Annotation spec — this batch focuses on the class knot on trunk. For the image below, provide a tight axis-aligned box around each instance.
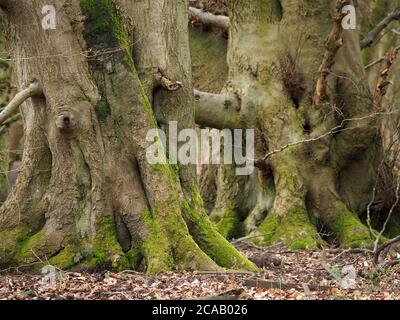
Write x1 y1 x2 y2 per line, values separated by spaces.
56 108 76 134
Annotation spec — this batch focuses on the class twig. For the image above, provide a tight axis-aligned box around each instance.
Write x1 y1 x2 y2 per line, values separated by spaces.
373 235 400 267
365 45 400 70
374 179 400 254
261 111 397 161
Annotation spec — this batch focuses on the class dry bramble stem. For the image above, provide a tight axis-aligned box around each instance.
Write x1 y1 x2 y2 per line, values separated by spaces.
373 47 399 110
313 0 350 108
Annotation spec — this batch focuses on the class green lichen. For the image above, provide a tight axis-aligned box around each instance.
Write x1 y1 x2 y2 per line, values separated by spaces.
80 0 117 37
19 229 62 262
124 246 142 271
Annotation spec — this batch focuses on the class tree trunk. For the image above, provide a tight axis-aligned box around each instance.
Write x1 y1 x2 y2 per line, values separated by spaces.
0 0 256 273
198 0 397 248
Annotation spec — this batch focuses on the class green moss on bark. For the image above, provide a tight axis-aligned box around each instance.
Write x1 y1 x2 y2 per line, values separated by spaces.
181 190 258 271
257 208 322 249
141 209 174 274
325 203 376 248
0 227 30 266
91 215 131 270
216 208 244 240
49 246 78 269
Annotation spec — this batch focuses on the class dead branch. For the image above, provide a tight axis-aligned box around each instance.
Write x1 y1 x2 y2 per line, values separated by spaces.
375 180 400 252
373 47 399 110
194 89 243 129
360 8 400 49
373 235 400 267
156 72 183 91
189 6 229 32
313 0 350 108
0 82 42 126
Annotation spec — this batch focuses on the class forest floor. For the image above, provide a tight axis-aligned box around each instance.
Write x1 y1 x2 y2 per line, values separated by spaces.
1 245 400 300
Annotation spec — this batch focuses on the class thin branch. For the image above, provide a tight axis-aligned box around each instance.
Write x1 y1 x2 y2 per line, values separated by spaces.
373 235 400 267
188 7 229 32
194 89 243 129
360 8 400 49
391 28 400 36
364 44 400 70
374 179 400 252
0 82 42 126
313 0 350 108
261 111 396 161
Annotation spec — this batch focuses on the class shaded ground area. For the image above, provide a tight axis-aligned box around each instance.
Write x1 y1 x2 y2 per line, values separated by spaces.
1 246 400 300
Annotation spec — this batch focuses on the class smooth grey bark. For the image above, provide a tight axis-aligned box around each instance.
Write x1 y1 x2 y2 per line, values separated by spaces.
189 7 229 31
194 89 242 129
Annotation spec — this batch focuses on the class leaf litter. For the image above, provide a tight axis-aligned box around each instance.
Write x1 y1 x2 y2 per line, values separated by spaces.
1 246 400 300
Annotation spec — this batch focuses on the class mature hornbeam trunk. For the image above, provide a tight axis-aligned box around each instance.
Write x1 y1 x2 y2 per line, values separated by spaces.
198 0 399 248
0 0 256 273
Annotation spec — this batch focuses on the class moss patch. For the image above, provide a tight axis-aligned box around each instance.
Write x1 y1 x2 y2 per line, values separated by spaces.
325 203 378 248
181 190 258 271
0 227 30 266
141 209 174 274
258 208 322 249
91 215 131 270
216 208 245 240
49 246 78 269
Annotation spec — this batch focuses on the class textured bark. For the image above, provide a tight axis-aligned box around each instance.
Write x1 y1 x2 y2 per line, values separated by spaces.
200 0 399 249
0 0 255 273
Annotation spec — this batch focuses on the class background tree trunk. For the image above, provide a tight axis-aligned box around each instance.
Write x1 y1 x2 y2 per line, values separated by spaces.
196 0 400 248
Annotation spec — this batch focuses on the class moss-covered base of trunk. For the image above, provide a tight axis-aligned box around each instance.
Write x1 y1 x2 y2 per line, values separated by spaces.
256 208 323 249
215 208 245 240
0 215 141 272
182 191 258 272
324 203 380 248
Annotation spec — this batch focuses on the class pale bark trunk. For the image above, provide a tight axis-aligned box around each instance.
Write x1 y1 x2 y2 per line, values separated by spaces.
0 0 255 273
